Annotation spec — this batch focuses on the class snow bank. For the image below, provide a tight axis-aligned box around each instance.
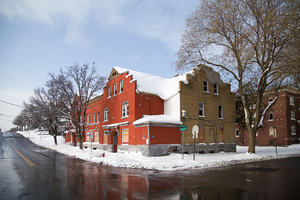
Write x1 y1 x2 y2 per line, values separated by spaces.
18 131 300 171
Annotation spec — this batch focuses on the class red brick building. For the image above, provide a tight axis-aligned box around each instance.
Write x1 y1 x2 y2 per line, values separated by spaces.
65 67 183 156
65 65 236 155
236 87 300 146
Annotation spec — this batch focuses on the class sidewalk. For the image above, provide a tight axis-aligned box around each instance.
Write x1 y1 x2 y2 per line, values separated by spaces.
18 131 300 171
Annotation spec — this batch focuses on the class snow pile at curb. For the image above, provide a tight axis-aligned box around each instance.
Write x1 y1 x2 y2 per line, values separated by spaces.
18 131 300 171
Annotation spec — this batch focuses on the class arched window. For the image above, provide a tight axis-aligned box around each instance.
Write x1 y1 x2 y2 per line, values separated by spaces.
104 108 108 122
122 101 129 118
199 102 204 117
269 112 274 121
97 111 100 123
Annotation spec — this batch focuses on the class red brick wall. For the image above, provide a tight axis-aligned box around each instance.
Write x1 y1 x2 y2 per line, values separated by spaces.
149 126 181 145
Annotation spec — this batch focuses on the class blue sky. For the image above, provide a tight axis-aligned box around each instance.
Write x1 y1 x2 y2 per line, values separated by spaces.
0 0 199 131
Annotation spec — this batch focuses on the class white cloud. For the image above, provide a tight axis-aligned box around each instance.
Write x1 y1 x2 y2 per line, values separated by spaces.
0 0 198 52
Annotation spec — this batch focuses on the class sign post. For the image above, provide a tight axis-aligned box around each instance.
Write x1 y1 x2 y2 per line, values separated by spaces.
180 125 187 159
192 125 199 161
274 129 277 155
90 130 93 152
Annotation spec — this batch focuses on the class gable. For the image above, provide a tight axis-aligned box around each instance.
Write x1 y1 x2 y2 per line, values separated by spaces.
108 68 121 81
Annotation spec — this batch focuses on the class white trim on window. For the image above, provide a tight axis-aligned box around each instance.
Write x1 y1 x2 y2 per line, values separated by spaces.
214 83 218 95
108 86 111 98
204 80 209 93
119 79 123 94
104 108 108 122
122 101 129 118
199 102 205 117
291 111 295 120
290 97 294 105
113 82 117 96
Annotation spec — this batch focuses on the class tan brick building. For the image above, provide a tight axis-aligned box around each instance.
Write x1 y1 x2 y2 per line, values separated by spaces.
179 65 236 153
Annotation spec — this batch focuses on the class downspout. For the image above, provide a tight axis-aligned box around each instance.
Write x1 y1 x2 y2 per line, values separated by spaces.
147 124 151 157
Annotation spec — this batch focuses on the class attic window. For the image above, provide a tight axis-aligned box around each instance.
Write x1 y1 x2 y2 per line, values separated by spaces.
112 72 117 76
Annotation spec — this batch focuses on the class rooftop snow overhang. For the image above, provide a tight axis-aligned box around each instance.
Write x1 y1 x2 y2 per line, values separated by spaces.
133 115 182 127
102 121 129 129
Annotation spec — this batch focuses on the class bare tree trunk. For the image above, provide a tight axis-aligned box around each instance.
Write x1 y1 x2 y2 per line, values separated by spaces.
53 135 57 145
248 129 256 153
78 135 83 150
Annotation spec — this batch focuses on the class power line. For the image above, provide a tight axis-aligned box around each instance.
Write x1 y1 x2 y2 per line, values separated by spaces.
0 99 24 108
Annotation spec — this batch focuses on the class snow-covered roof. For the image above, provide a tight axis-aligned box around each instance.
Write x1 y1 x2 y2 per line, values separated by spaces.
114 66 188 100
133 115 182 126
102 121 129 129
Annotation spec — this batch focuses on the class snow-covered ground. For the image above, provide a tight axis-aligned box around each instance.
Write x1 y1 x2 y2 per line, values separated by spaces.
17 130 300 171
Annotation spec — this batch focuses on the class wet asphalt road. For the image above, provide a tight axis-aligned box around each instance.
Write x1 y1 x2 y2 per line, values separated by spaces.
1 132 300 200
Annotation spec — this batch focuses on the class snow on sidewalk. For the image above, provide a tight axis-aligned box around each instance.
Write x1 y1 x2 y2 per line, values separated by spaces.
18 131 300 171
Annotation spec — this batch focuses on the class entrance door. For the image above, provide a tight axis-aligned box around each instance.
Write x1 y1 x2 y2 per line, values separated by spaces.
113 132 118 153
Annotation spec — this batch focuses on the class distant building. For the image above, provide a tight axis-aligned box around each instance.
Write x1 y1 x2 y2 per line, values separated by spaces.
236 87 300 146
65 65 236 155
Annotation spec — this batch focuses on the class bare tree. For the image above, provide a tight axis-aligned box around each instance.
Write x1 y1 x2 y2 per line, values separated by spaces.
174 0 300 153
13 109 28 131
24 85 67 145
49 62 106 149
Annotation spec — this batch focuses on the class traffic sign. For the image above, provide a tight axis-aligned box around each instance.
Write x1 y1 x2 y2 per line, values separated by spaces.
192 125 199 138
180 125 187 131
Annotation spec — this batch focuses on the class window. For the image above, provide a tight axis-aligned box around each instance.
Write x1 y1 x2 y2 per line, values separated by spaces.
93 112 96 123
104 108 108 122
86 132 90 142
214 83 218 94
113 83 117 96
235 129 239 137
219 105 223 119
268 97 273 105
108 86 111 98
103 131 109 144
291 111 295 120
119 79 123 93
199 102 204 117
122 128 129 144
269 112 274 121
290 97 294 105
122 101 129 118
204 80 209 92
97 111 99 123
86 114 89 123
291 126 296 135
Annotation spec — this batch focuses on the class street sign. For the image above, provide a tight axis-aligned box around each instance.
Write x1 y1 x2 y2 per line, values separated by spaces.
180 125 187 131
192 125 199 161
192 125 199 138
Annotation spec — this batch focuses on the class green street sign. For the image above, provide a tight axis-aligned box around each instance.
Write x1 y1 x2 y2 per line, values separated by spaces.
180 125 187 131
